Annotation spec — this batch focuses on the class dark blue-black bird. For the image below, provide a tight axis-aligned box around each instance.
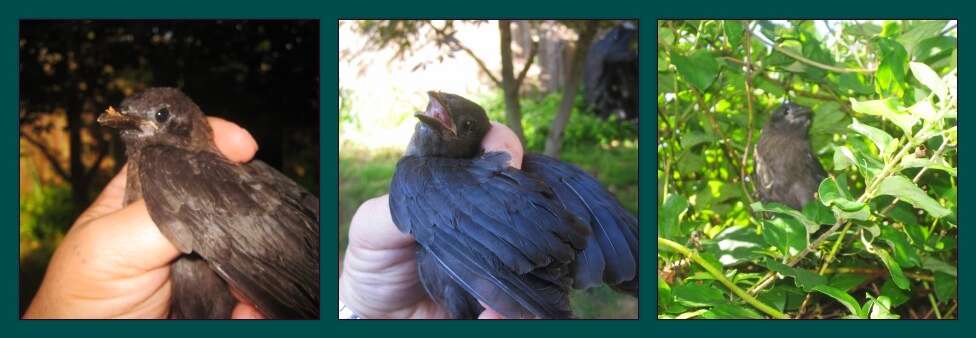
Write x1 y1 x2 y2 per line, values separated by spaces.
97 87 319 319
388 91 638 319
755 101 827 210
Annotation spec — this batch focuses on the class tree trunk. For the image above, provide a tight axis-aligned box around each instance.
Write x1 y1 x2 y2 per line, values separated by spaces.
498 20 526 144
543 22 599 158
67 94 87 216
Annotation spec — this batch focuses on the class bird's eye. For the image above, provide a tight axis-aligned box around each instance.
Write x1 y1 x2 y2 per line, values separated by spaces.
464 120 473 131
155 108 170 123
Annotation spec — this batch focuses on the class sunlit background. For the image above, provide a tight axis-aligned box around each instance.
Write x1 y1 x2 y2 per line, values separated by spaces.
339 20 639 318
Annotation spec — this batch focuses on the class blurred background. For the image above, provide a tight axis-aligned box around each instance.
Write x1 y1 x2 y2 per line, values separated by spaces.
19 20 320 315
339 20 639 318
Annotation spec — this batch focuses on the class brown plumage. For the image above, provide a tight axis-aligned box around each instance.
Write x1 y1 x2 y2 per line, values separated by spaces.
755 101 827 210
98 87 319 319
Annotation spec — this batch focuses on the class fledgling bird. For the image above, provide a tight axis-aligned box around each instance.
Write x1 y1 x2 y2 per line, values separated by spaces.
755 101 827 210
97 87 320 319
388 91 638 319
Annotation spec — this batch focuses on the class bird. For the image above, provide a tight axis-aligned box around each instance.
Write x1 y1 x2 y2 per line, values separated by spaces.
97 87 319 319
388 91 638 319
755 101 827 210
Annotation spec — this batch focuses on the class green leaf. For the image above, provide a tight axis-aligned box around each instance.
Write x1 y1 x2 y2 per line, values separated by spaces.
849 118 894 157
673 283 726 307
659 194 690 240
881 226 921 268
934 272 957 303
876 175 951 218
724 21 744 49
750 202 820 233
764 261 828 292
829 273 868 292
921 256 957 277
658 27 675 48
701 303 763 319
875 248 910 290
676 151 706 174
868 295 900 319
838 72 874 95
818 176 864 212
757 287 788 312
897 21 949 56
813 285 864 318
850 97 917 137
899 153 957 177
680 131 717 149
702 225 765 266
874 37 909 98
910 61 949 103
762 217 807 257
880 279 910 307
659 275 674 309
803 199 836 225
671 50 720 91
810 102 848 136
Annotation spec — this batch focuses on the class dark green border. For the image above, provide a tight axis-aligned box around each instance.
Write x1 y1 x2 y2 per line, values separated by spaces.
1 0 968 337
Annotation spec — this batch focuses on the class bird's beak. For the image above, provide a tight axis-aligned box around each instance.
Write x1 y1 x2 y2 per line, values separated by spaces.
414 91 457 136
97 106 140 130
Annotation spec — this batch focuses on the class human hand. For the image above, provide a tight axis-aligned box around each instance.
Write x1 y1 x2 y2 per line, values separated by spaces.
339 122 523 319
24 117 263 319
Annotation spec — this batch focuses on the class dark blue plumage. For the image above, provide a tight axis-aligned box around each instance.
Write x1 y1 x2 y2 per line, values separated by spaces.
389 91 638 319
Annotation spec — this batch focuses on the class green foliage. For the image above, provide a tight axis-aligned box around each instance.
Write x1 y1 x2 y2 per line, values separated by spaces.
658 20 956 319
20 174 73 250
479 91 638 152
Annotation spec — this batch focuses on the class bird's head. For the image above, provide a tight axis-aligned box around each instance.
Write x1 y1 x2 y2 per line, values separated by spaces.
768 101 813 131
409 91 491 158
99 87 215 153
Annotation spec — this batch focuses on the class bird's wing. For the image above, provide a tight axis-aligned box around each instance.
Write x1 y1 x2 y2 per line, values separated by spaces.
389 152 590 318
523 154 638 292
137 145 319 319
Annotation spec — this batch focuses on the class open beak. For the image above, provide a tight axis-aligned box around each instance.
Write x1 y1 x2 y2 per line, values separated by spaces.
97 106 140 130
414 91 457 136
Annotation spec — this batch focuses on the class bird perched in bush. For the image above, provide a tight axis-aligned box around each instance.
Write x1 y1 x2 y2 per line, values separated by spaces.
388 91 638 319
98 87 319 319
755 101 827 210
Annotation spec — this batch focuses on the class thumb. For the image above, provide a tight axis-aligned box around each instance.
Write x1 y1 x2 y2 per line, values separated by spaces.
482 122 524 169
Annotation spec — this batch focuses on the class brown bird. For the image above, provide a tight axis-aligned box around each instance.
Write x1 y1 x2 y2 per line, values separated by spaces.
755 101 827 210
98 87 319 319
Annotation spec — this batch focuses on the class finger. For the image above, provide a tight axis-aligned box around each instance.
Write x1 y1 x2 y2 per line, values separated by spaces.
347 195 414 250
482 122 524 169
231 303 265 319
477 304 504 319
208 117 258 163
78 200 181 272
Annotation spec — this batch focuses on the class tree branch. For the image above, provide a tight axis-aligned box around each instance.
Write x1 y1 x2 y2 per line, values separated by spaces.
750 29 876 74
515 40 538 89
660 237 789 319
21 131 70 180
427 21 501 86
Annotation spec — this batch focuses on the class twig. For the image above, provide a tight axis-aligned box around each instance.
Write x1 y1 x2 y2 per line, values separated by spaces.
20 131 70 180
515 40 538 89
750 28 876 74
740 20 757 203
660 237 789 319
427 21 502 86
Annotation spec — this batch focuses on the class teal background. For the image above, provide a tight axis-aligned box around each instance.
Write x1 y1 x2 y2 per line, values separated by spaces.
0 0 966 336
